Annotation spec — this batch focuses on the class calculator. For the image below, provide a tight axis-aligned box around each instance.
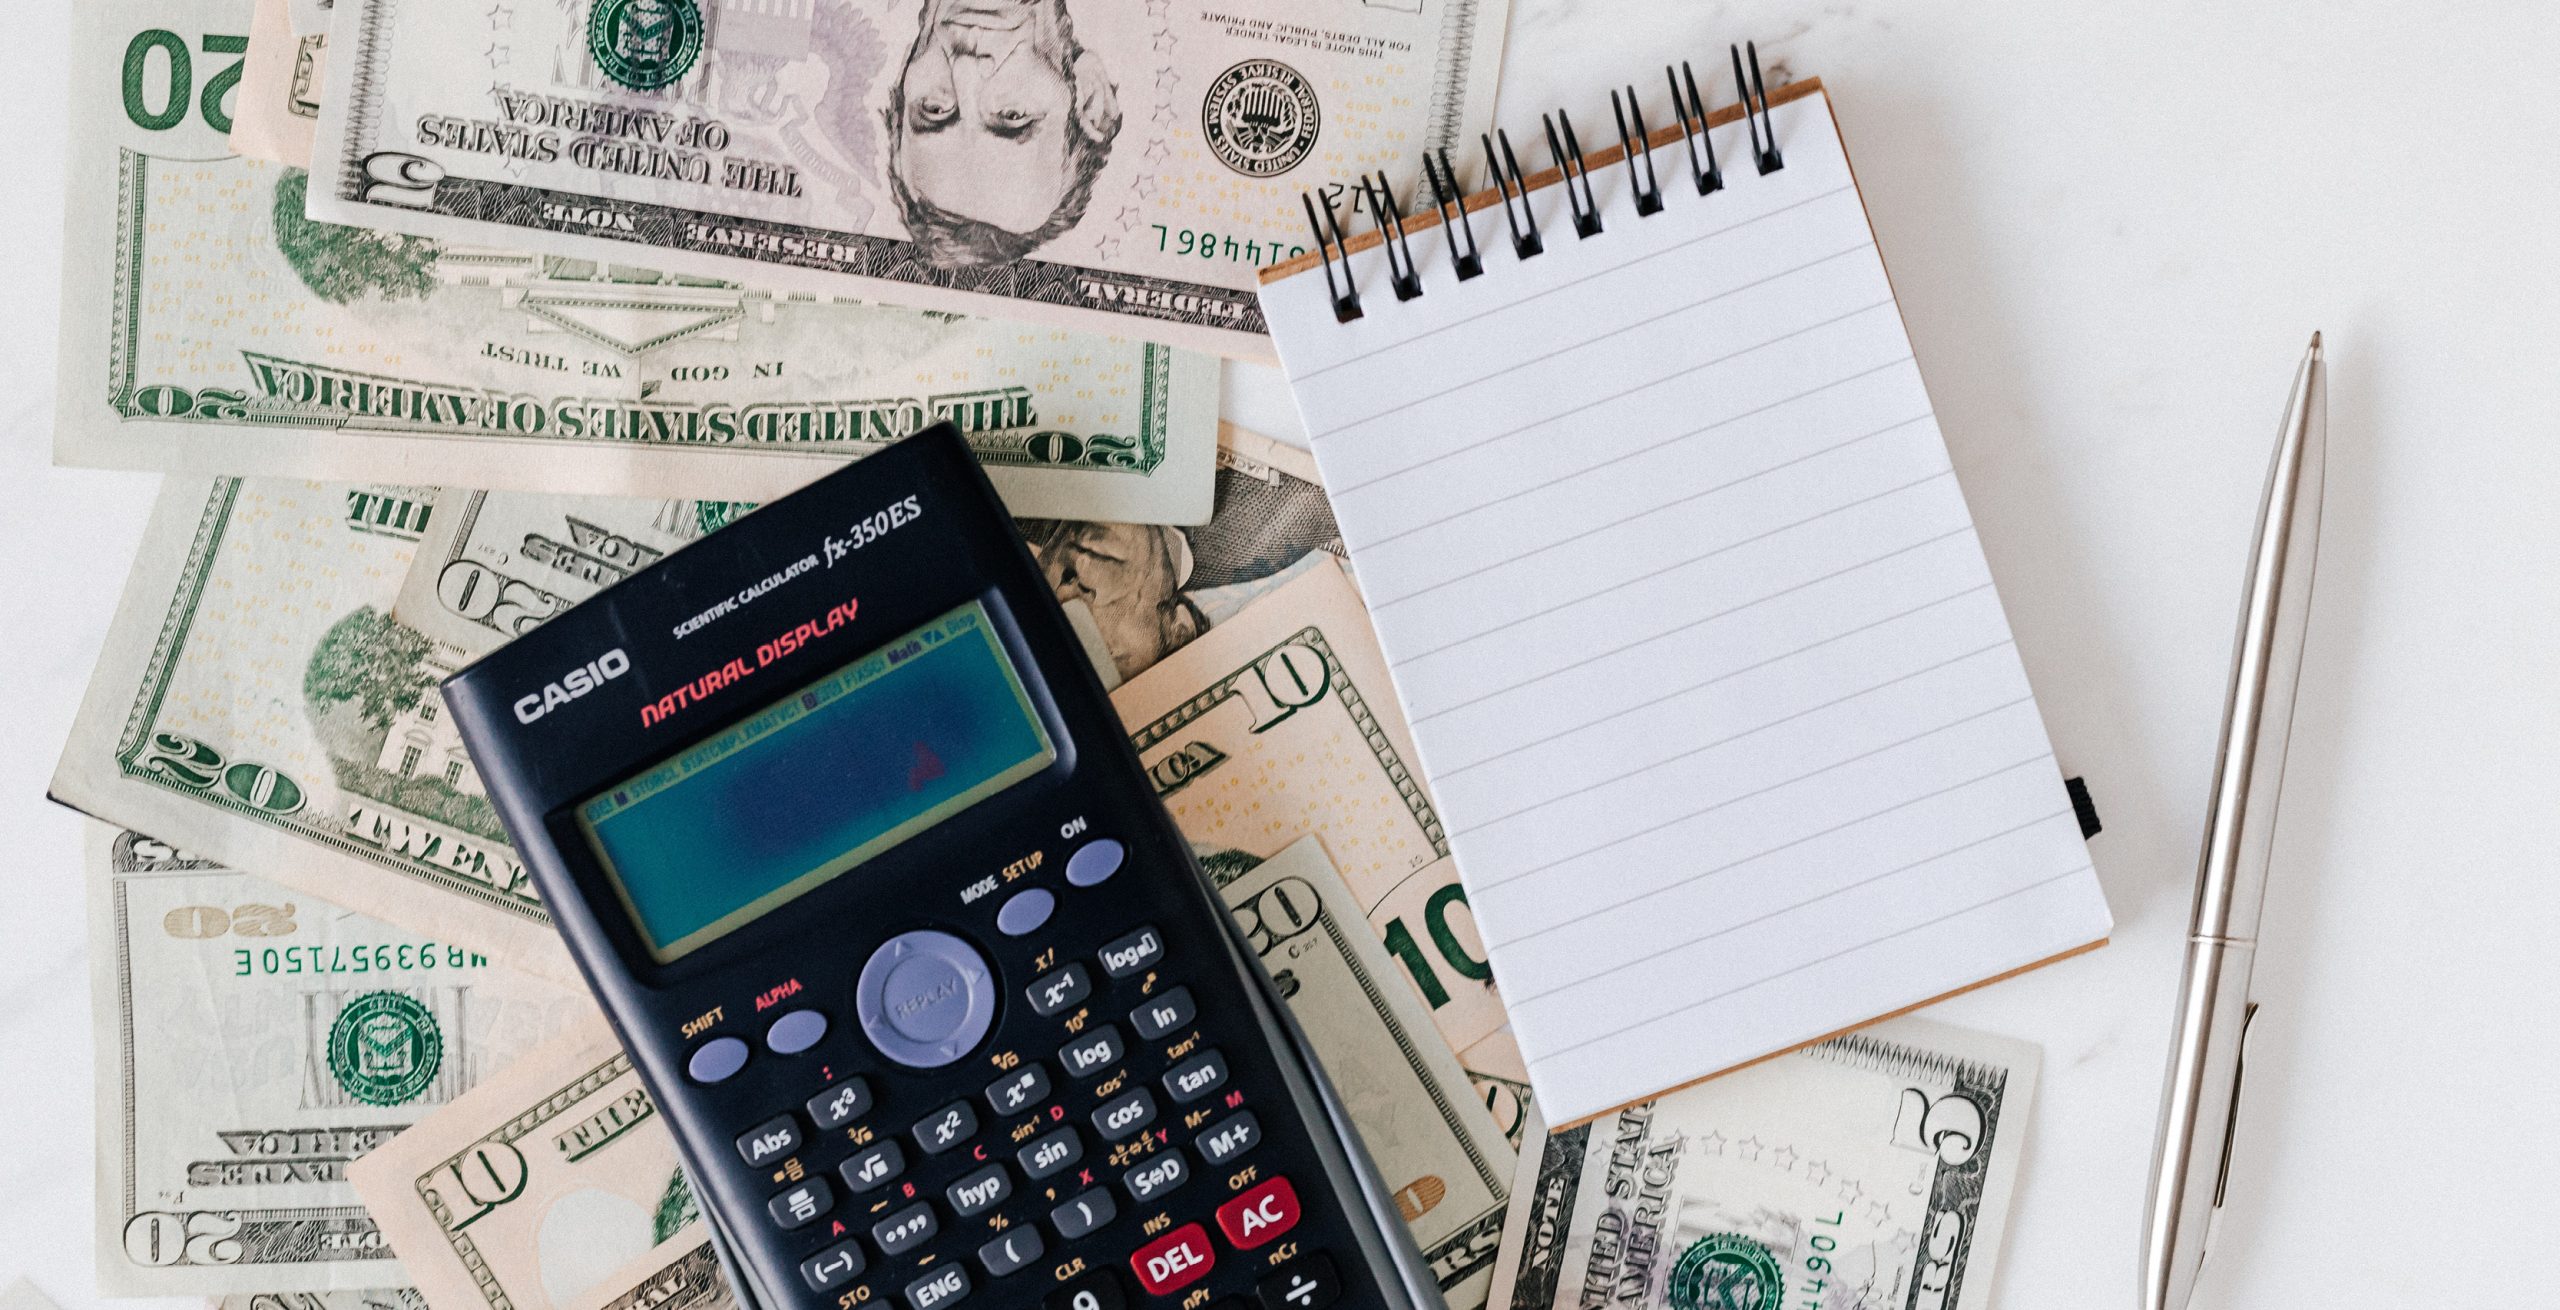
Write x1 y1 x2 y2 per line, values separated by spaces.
442 425 1441 1310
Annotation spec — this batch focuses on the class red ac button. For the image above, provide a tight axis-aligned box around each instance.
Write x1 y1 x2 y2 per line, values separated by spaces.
1215 1177 1301 1251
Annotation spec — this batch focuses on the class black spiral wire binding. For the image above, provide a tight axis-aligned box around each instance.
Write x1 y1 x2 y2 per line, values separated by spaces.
1421 148 1484 280
1300 190 1362 322
1668 60 1723 195
1610 86 1665 217
1733 40 1785 174
1543 111 1604 238
1483 129 1544 260
1360 172 1425 301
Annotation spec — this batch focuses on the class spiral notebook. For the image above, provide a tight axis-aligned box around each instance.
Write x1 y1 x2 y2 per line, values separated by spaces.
1255 57 2113 1126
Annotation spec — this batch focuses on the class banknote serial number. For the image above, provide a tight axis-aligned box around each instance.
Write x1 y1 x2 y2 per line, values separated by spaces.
1151 226 1308 266
232 943 492 976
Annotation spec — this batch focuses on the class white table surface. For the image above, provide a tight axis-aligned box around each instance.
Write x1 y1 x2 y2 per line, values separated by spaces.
7 0 2558 1305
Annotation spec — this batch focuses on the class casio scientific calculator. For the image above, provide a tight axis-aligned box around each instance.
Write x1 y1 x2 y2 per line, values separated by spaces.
442 425 1440 1310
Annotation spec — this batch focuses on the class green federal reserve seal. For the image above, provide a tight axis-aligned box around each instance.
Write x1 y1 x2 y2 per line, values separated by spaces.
588 0 706 92
1665 1233 1783 1310
327 991 444 1106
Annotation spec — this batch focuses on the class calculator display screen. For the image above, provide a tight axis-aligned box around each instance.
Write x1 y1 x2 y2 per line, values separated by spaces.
576 601 1056 961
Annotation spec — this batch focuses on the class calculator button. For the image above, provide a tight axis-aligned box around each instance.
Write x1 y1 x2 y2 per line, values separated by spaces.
1091 1087 1158 1141
1130 1222 1216 1296
734 1114 802 1168
1098 926 1165 978
685 1036 748 1084
767 1178 834 1230
840 1140 906 1192
800 1240 866 1292
806 1076 874 1130
906 1265 970 1310
1060 1025 1125 1078
1050 1189 1117 1240
1065 839 1125 887
1017 1125 1083 1180
986 1062 1051 1115
979 1227 1045 1278
1255 1254 1338 1310
1026 963 1091 1017
1130 987 1195 1040
1216 1177 1300 1250
1045 1268 1127 1310
997 888 1056 936
872 1200 939 1255
766 1008 828 1054
1163 1050 1228 1104
946 1162 1012 1216
1196 1113 1261 1166
913 1099 979 1154
857 929 997 1069
1123 1150 1188 1204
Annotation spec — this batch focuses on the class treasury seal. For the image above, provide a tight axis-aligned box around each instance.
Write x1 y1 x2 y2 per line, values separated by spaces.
1201 60 1321 178
1665 1233 1783 1310
588 0 705 92
326 991 444 1107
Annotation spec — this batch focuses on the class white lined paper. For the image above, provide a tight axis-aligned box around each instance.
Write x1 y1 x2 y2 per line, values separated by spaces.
1259 86 2112 1123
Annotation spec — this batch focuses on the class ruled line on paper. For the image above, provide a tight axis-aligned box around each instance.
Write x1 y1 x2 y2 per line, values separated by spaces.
1287 184 1856 384
1407 521 1979 722
1526 862 2097 1057
1483 753 2061 950
1462 693 2039 890
1326 297 1901 499
1449 639 2021 835
1430 581 1998 780
1500 807 2078 1005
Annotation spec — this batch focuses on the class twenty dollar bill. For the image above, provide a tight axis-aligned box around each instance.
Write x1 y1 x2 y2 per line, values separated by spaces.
87 825 582 1294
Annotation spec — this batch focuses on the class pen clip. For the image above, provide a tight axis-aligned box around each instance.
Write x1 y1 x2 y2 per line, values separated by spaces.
2211 1001 2260 1211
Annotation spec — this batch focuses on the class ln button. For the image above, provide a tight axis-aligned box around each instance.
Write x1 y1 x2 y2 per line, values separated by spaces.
1215 1177 1300 1250
1130 1222 1216 1296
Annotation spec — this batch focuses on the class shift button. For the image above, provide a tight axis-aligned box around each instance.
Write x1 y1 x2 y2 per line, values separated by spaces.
686 1036 749 1084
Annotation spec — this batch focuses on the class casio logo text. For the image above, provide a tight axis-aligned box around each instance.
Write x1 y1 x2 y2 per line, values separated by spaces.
514 648 632 723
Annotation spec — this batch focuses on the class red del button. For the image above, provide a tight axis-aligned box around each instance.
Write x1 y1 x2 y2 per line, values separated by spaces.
1215 1177 1301 1250
1131 1222 1216 1295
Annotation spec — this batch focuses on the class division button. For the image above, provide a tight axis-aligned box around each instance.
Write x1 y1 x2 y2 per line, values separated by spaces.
857 929 997 1069
1016 1125 1083 1180
1123 1150 1188 1204
1044 1268 1127 1310
1091 1087 1158 1142
986 1062 1052 1116
766 1177 834 1230
1097 925 1165 979
1130 986 1195 1040
1197 1113 1262 1166
905 1265 970 1310
685 1036 748 1084
996 888 1056 936
1026 963 1091 1017
1216 1177 1301 1251
1255 1253 1339 1310
1065 839 1125 887
1130 1222 1216 1296
734 1113 802 1168
913 1099 979 1154
765 1008 828 1054
1163 1049 1228 1104
806 1075 873 1130
800 1240 866 1292
839 1139 906 1192
1060 1025 1125 1079
1050 1189 1117 1241
945 1162 1012 1217
872 1200 939 1256
979 1226 1046 1278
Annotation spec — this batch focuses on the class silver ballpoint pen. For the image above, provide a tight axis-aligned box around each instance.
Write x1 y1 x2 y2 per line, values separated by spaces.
2140 331 2326 1310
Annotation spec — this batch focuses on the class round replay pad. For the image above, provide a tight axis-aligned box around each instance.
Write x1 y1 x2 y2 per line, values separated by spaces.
857 930 997 1068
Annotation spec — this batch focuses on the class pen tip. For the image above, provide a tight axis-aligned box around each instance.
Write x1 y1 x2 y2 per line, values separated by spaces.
2308 329 2323 358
